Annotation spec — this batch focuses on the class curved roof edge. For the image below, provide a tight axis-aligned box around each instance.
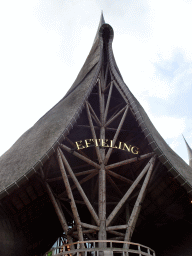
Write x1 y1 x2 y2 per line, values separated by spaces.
0 14 106 199
105 27 192 195
1 16 192 200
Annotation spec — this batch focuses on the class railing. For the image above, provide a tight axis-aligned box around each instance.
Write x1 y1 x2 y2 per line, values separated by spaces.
46 240 156 256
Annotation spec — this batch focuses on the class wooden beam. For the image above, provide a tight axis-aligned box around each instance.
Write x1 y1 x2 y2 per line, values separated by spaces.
44 181 73 245
107 174 123 197
60 170 98 197
104 81 112 93
59 200 73 218
81 222 99 231
105 105 127 127
105 152 155 170
73 229 97 235
104 82 113 122
86 101 102 164
57 149 84 241
65 137 89 159
59 148 100 226
107 230 125 237
87 102 102 127
106 157 153 227
60 144 100 169
105 106 129 164
98 77 107 242
107 169 140 187
47 169 97 183
124 156 156 242
104 62 109 89
106 225 127 231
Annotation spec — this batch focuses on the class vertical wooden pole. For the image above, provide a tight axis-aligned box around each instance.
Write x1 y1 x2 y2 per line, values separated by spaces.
98 76 106 243
45 181 74 246
124 156 156 243
59 147 100 225
57 149 84 242
86 101 102 164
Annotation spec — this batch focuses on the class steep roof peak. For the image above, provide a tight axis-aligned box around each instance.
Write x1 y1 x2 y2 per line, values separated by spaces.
183 135 192 167
93 12 106 44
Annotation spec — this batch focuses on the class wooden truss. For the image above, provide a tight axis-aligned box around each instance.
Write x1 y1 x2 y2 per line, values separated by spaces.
40 64 156 247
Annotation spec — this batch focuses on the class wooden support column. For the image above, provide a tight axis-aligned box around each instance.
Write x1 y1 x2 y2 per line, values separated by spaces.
124 155 156 243
106 157 153 227
104 82 113 122
44 181 74 246
98 78 106 242
87 102 102 127
58 147 100 226
57 149 84 242
86 101 102 164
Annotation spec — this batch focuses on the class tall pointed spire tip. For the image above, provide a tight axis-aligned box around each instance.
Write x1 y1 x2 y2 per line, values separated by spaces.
183 135 192 167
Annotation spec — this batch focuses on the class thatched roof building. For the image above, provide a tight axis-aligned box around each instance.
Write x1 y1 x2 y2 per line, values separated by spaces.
0 14 192 256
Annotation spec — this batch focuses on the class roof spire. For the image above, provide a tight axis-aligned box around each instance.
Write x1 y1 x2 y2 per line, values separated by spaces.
183 135 192 167
93 11 106 44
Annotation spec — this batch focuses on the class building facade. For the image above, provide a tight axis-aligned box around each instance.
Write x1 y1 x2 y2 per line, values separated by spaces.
0 15 192 256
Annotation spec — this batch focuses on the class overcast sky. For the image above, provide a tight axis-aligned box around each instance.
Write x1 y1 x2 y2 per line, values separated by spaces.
0 0 192 164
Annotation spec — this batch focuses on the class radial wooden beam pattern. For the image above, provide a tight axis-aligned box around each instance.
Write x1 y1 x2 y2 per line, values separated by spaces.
40 58 156 248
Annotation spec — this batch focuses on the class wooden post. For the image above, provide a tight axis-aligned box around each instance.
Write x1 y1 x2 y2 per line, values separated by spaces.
44 181 74 245
87 102 102 127
124 156 156 243
58 147 100 226
86 101 102 164
106 157 153 227
57 149 84 242
98 77 107 243
104 82 113 122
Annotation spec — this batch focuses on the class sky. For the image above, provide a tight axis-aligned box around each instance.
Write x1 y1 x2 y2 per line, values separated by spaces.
0 0 192 164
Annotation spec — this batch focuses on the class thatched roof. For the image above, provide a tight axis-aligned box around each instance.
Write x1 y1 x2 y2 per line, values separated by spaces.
0 13 192 200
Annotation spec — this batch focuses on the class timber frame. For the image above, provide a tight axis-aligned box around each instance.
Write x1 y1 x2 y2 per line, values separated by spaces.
39 40 157 248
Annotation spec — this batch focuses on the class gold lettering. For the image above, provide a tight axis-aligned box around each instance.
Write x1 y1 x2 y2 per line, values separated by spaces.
101 139 109 147
122 143 131 152
75 141 85 150
131 146 139 154
85 139 92 148
76 139 139 154
119 141 122 150
94 139 100 147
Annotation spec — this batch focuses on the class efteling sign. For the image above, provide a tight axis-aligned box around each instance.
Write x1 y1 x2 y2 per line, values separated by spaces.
75 139 139 155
